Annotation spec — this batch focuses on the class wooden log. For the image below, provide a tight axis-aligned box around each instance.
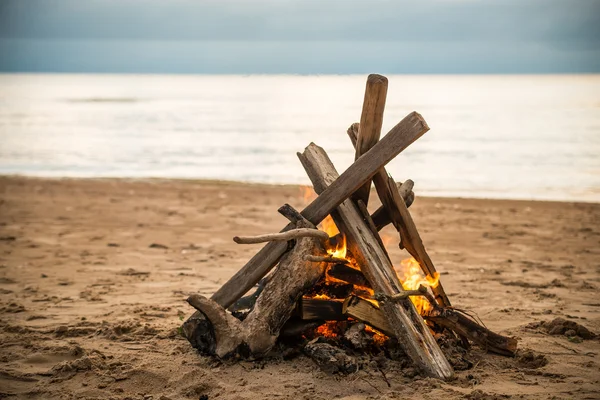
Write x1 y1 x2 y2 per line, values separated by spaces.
280 318 324 338
343 296 517 357
298 144 454 379
427 312 518 357
352 74 388 206
208 111 429 309
343 296 394 337
327 263 371 289
371 179 414 230
233 228 329 244
297 298 346 321
184 219 328 358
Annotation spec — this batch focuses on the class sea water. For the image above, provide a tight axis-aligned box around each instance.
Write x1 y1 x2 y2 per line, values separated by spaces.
0 74 598 202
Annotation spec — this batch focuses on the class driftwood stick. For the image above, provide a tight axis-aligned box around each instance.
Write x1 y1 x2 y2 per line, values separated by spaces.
304 255 348 264
233 228 329 245
298 143 454 380
207 111 429 309
352 74 388 206
185 220 328 358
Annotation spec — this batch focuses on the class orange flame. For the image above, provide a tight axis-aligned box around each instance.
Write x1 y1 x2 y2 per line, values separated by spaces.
364 325 388 346
300 185 317 204
315 321 341 338
394 257 439 315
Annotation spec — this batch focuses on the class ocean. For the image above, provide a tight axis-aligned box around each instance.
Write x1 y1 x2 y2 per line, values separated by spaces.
0 74 598 202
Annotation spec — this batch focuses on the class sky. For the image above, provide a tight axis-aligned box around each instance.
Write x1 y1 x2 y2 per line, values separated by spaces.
0 0 599 74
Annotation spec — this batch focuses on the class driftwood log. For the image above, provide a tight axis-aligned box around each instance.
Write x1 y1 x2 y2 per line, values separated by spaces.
183 219 328 358
298 143 454 379
233 228 329 245
205 111 430 310
341 296 517 356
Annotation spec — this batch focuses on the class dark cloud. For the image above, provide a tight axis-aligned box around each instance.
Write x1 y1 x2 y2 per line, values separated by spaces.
0 0 598 73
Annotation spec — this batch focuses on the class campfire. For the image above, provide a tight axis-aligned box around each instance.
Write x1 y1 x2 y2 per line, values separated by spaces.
182 74 517 380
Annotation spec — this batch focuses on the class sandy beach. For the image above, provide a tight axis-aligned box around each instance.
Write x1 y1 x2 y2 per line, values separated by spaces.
1 176 599 399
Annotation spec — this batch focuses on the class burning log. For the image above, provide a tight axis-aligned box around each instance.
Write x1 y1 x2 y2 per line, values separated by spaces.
298 142 454 380
184 218 328 358
343 296 517 357
327 263 371 288
297 298 346 321
206 111 430 310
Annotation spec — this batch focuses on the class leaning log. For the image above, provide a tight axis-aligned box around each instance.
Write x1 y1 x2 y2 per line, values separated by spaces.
298 143 454 379
184 219 328 358
207 111 430 309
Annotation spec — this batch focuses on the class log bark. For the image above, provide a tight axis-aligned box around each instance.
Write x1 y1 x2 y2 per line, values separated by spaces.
327 263 371 289
208 111 429 309
352 74 388 206
298 143 454 379
184 220 328 358
343 296 394 337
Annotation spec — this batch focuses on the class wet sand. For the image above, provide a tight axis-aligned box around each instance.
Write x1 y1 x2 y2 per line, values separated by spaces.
1 176 599 399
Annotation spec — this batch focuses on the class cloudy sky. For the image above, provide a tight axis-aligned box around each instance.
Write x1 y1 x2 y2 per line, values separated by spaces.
1 0 599 73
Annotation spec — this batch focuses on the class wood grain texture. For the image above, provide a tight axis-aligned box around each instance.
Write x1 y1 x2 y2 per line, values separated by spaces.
352 74 388 206
298 144 454 380
209 111 429 309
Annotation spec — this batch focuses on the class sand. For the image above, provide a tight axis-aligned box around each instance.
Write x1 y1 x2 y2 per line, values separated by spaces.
0 176 599 400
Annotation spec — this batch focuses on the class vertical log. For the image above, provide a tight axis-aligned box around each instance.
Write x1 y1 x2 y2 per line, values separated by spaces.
298 143 454 380
352 74 388 206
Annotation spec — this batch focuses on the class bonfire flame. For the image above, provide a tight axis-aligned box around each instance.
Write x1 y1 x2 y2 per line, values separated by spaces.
300 185 385 343
395 257 440 315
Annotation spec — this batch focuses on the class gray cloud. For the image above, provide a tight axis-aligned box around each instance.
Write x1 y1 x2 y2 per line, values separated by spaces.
0 0 599 73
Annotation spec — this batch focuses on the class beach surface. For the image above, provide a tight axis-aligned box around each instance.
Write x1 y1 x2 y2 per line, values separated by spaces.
1 176 599 399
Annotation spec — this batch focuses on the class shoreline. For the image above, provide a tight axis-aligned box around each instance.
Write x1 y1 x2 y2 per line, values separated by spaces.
2 174 598 205
1 176 599 399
